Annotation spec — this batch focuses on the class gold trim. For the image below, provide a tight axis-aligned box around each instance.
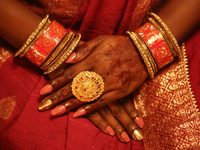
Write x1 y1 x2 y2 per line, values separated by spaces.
181 43 200 116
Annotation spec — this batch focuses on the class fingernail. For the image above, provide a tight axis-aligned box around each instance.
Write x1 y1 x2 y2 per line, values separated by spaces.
121 131 130 142
106 126 115 136
38 99 52 111
40 84 53 95
51 105 66 116
65 52 76 63
133 129 143 140
134 117 144 128
73 109 86 117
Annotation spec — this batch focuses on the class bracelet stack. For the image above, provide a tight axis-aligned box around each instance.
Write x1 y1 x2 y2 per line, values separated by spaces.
127 13 181 78
15 15 81 74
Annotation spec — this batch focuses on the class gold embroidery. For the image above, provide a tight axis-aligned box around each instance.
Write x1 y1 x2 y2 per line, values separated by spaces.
134 45 200 149
0 46 13 67
0 96 16 120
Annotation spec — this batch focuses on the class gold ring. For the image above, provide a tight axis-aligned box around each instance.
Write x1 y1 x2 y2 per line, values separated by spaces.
71 71 104 102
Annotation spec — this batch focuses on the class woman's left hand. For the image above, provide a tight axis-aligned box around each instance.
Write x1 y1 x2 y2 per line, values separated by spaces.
39 35 148 116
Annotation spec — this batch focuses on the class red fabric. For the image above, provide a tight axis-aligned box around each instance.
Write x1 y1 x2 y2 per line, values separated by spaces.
0 0 199 149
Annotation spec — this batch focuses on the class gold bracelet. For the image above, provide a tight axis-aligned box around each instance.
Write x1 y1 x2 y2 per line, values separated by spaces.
20 20 51 58
40 32 73 70
127 31 154 78
43 33 75 71
148 17 176 57
150 13 181 56
15 15 49 57
44 33 81 74
134 32 158 74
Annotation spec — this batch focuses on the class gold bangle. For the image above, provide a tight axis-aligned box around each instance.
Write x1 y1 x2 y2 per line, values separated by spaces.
127 31 154 78
43 33 75 71
15 15 49 57
134 32 158 74
40 32 73 70
148 17 176 57
20 19 52 58
149 13 181 56
44 33 81 74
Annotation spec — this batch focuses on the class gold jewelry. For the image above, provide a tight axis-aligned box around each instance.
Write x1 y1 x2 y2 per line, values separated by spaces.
15 15 49 57
71 71 104 102
40 32 73 70
134 32 158 74
148 17 176 57
127 31 155 78
44 33 81 74
149 13 181 56
20 19 52 58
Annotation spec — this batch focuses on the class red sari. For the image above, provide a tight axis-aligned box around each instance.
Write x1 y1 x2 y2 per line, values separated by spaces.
0 0 199 149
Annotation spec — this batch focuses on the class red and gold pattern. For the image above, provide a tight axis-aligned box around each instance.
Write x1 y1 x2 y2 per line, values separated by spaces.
25 21 67 66
0 95 16 120
134 45 200 149
136 22 174 69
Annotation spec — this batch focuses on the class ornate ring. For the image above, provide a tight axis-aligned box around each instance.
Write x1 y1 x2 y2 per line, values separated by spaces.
71 71 104 102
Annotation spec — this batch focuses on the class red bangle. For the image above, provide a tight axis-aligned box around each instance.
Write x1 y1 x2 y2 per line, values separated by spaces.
25 21 67 66
135 22 174 69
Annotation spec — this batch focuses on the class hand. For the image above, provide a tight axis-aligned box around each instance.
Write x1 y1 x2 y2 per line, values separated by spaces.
86 96 144 142
39 35 148 117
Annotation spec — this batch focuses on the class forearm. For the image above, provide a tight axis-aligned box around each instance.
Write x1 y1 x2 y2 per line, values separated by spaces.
0 0 42 48
158 0 200 44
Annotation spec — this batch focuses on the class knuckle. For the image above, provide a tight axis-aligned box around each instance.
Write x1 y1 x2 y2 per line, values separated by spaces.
112 103 124 117
64 69 75 80
129 108 139 119
99 107 111 118
98 98 107 107
127 122 137 130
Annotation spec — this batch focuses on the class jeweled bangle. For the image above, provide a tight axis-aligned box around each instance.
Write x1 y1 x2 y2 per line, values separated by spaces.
135 22 174 69
149 13 181 56
15 15 49 57
25 20 68 67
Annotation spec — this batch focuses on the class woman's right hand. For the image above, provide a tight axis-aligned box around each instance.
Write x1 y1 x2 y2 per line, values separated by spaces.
81 95 144 142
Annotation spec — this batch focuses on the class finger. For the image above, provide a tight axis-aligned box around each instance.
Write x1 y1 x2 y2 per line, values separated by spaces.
40 60 92 95
72 89 127 117
65 36 107 64
108 100 143 141
98 106 130 142
39 82 74 111
119 96 144 128
86 111 115 137
51 97 85 116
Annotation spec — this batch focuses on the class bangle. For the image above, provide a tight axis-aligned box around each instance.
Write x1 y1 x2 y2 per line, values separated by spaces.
44 33 81 74
149 13 181 56
127 31 155 78
135 22 174 69
25 20 68 66
15 15 49 57
40 32 73 70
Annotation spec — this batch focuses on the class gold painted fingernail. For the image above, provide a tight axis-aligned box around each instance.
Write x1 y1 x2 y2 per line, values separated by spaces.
38 99 52 111
133 129 143 140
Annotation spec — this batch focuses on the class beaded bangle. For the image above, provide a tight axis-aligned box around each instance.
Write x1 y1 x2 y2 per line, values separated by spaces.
15 15 49 57
135 22 174 69
148 18 176 57
150 13 181 56
134 32 158 74
40 32 73 70
44 33 81 74
127 31 155 78
25 20 68 66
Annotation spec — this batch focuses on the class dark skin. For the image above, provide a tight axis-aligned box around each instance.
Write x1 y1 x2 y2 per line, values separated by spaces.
40 0 200 115
1 0 200 143
0 0 144 142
